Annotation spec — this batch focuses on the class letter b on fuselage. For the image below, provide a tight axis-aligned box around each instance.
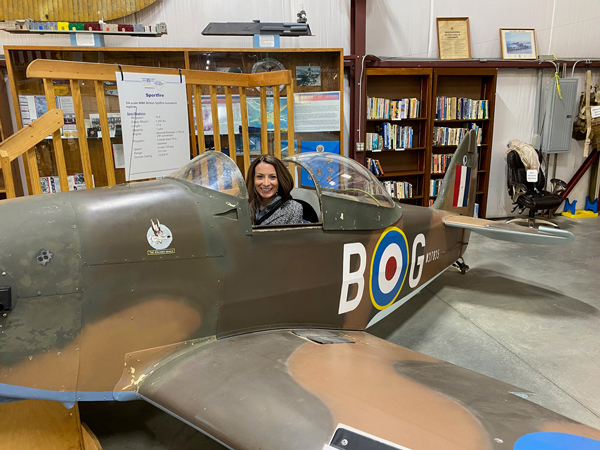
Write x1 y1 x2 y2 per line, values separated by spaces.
338 243 366 314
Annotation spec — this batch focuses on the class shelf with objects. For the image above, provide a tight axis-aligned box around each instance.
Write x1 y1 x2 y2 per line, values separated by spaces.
360 68 433 205
4 47 343 195
429 68 497 217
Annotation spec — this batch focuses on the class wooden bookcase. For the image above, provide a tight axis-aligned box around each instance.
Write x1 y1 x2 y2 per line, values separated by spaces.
362 68 432 206
361 67 497 217
4 46 343 193
430 68 497 218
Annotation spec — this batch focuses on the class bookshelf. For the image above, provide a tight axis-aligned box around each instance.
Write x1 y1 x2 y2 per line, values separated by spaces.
362 68 432 205
430 68 497 218
359 67 496 216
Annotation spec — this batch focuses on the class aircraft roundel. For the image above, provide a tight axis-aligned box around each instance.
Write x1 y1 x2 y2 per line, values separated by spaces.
370 227 409 310
514 432 600 450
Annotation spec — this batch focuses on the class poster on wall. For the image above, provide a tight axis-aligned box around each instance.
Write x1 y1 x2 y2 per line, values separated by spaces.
294 92 341 132
117 72 190 181
19 94 77 137
193 95 242 136
300 141 340 188
296 66 321 86
246 97 288 131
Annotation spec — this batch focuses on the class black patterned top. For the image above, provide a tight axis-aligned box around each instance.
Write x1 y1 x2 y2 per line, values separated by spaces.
254 196 303 226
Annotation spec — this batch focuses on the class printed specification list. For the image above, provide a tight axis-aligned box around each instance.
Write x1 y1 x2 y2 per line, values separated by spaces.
117 73 190 180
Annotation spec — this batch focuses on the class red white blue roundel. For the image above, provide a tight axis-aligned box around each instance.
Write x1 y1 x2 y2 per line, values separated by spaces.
370 227 409 310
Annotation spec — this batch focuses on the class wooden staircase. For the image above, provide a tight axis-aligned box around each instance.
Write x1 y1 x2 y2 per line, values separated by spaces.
0 400 102 450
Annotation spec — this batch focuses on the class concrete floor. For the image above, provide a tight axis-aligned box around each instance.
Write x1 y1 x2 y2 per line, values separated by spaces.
80 215 600 448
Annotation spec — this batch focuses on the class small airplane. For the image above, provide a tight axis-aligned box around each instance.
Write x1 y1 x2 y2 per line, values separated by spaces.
1 132 599 450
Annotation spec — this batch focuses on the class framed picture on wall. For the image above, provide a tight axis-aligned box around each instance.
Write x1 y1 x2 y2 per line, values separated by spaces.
436 17 471 60
500 28 537 59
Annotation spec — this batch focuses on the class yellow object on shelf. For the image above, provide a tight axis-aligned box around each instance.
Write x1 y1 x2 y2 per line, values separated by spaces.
57 22 69 31
561 210 599 218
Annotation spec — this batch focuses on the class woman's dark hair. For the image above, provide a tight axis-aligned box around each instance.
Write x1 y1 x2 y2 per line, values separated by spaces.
246 154 294 221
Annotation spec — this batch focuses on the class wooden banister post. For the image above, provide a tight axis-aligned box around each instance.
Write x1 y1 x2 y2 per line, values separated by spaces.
0 109 64 198
0 150 15 198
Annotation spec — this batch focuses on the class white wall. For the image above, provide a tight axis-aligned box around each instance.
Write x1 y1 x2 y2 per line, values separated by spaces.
0 0 351 51
367 0 600 217
2 0 599 217
489 69 591 217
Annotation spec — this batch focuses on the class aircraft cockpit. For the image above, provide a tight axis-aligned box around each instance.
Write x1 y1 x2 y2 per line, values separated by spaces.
168 150 402 231
168 150 249 199
284 152 395 208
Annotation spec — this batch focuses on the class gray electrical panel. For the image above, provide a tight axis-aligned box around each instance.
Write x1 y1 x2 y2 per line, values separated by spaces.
541 77 579 153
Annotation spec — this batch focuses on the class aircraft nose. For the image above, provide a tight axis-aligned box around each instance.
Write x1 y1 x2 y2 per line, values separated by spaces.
0 194 83 308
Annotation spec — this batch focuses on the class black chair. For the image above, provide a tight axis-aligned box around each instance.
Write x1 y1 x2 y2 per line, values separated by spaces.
294 198 320 223
506 149 567 228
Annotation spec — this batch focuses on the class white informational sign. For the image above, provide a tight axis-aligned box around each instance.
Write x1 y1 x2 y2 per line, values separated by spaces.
112 143 125 169
591 105 600 119
526 169 538 182
116 72 190 181
75 33 95 46
18 95 37 126
294 91 341 132
259 35 276 48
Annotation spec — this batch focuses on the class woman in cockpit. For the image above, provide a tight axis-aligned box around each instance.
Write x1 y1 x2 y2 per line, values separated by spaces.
246 155 303 226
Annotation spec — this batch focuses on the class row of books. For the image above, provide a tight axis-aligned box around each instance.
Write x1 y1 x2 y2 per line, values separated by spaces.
367 97 420 120
432 154 452 174
367 124 414 151
430 179 443 197
435 97 489 121
366 157 384 176
432 123 482 146
383 180 414 199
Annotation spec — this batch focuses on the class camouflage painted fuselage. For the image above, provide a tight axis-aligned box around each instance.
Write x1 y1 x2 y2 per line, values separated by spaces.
1 170 598 450
0 177 462 398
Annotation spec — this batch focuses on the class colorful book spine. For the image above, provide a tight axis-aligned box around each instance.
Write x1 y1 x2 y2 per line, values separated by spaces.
429 179 443 196
432 124 482 146
365 157 384 176
367 125 414 151
383 180 414 199
366 97 421 120
435 97 489 121
431 154 452 174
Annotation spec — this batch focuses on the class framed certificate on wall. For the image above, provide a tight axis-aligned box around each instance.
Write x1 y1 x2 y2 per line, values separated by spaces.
436 17 472 60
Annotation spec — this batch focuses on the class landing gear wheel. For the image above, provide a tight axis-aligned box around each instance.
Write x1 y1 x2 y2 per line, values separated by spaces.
452 257 469 274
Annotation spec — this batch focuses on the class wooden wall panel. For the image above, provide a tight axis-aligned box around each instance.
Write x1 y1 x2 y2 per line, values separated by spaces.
0 0 158 22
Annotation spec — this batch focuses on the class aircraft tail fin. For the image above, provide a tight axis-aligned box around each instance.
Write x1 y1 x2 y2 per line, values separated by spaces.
431 130 478 216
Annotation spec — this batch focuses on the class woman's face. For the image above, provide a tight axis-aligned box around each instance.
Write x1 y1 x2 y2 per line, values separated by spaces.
254 162 279 206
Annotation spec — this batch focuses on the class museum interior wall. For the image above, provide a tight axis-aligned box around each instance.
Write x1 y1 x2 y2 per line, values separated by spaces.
1 0 599 217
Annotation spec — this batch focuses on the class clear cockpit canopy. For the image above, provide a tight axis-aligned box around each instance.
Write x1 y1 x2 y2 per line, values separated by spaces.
168 150 248 198
284 152 395 208
169 149 395 209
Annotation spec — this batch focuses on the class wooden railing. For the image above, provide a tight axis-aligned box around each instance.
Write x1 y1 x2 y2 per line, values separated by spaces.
0 109 64 198
21 59 295 196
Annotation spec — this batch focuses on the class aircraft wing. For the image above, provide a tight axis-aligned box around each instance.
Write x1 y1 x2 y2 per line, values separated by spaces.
118 329 600 450
444 215 575 245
